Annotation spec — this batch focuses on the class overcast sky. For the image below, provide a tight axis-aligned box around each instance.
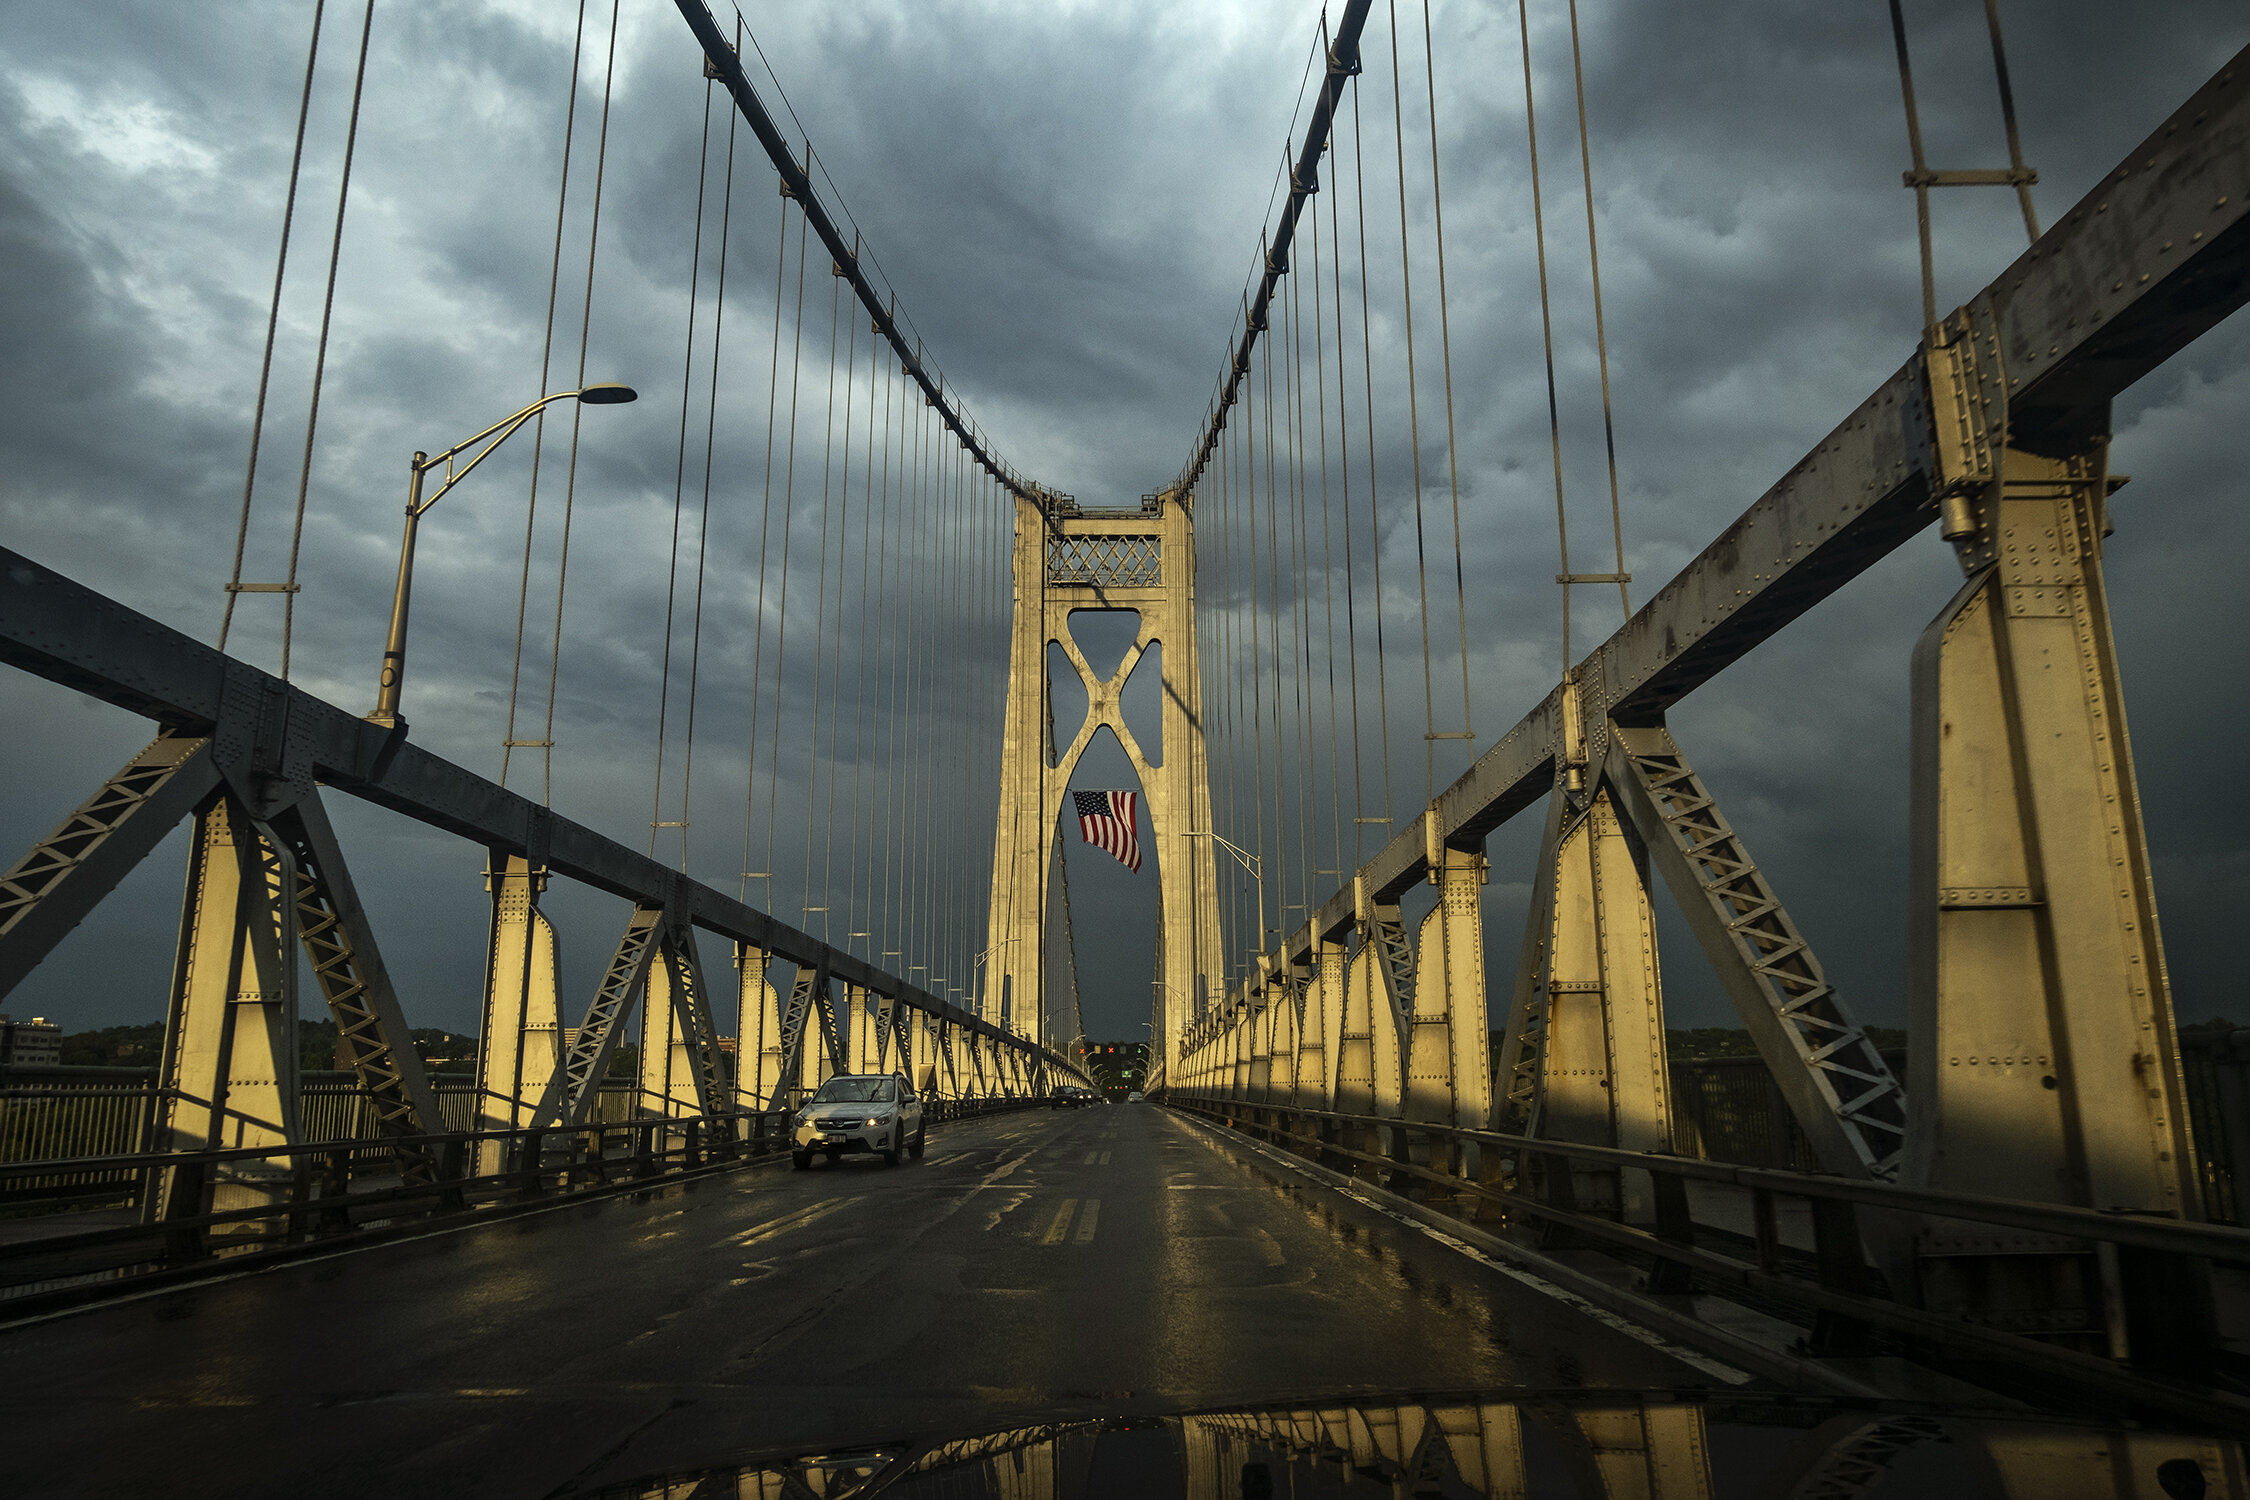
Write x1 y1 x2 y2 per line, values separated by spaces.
1 0 2245 1051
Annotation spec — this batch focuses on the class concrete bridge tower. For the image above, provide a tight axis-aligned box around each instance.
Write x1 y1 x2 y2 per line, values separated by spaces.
983 489 1222 1064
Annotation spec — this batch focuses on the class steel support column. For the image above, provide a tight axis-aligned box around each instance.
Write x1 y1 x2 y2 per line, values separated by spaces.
477 854 560 1175
147 792 301 1226
1507 788 1673 1222
1909 424 2199 1350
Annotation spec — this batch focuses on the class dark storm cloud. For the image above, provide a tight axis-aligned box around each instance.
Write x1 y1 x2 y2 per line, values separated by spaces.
1 0 2245 1044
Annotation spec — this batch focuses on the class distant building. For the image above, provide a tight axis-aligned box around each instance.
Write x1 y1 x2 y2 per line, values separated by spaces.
0 1014 63 1067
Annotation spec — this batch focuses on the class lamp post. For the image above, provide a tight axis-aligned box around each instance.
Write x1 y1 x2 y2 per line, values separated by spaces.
970 936 1024 1026
367 383 637 730
1184 829 1265 984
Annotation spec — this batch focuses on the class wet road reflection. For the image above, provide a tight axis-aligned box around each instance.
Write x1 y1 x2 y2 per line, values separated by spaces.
3 1105 1782 1497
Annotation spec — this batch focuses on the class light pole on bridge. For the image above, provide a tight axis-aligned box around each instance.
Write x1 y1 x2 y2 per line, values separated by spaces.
1184 829 1265 991
367 383 638 731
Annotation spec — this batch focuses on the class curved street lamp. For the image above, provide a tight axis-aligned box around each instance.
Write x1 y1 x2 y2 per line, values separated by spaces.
1183 828 1266 984
367 383 638 730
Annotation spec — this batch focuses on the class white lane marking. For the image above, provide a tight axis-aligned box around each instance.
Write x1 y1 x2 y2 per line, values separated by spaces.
1041 1199 1078 1244
1099 1151 1112 1165
1074 1199 1101 1244
726 1196 861 1249
1231 1135 1751 1386
1250 1227 1286 1267
1083 1151 1100 1165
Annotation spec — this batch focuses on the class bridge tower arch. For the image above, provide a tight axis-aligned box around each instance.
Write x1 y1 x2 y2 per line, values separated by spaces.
985 491 1222 1063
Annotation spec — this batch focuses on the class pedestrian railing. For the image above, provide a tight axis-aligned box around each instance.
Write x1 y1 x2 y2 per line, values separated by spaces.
1166 1091 2250 1430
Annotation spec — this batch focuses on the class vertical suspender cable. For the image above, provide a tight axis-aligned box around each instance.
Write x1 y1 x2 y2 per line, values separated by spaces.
651 77 718 857
540 0 625 806
1309 161 1344 887
800 269 843 931
504 0 590 793
1383 0 1438 800
1417 0 1475 739
1350 73 1393 827
1516 0 1575 674
762 184 811 891
220 0 326 654
738 194 795 900
676 82 740 875
1328 67 1366 861
277 0 377 680
1563 0 1629 618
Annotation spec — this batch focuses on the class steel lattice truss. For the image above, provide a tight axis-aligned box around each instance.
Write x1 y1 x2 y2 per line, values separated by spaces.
1046 534 1161 589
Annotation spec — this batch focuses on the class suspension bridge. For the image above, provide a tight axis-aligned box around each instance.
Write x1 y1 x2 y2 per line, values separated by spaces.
2 0 2249 1493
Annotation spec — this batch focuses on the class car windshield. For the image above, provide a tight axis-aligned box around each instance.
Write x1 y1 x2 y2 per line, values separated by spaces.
811 1077 895 1104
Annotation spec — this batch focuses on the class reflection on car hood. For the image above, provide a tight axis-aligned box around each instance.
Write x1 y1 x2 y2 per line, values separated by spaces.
581 1389 2243 1498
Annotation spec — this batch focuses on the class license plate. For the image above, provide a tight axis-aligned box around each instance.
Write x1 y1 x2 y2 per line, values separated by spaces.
822 1133 848 1144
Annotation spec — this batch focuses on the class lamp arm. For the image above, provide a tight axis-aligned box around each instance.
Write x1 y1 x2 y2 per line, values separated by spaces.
412 392 578 514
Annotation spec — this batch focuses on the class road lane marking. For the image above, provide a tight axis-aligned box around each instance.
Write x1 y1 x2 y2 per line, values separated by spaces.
1041 1199 1079 1244
1074 1199 1101 1243
1250 1226 1286 1266
1099 1150 1111 1164
726 1196 861 1249
1083 1151 1100 1165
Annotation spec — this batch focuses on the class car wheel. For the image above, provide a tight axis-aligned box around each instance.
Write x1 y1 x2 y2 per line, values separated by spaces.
883 1131 902 1168
910 1125 926 1160
791 1149 810 1171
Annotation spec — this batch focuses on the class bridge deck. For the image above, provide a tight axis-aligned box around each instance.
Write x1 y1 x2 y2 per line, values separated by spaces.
0 1105 1732 1496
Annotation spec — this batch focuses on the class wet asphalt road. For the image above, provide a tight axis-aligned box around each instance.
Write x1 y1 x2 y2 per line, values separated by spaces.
0 1104 1730 1497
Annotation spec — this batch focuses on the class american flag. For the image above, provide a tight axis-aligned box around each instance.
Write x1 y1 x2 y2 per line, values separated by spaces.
1074 789 1141 873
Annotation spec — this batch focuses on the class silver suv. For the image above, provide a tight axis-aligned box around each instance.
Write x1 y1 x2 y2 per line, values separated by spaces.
790 1073 926 1169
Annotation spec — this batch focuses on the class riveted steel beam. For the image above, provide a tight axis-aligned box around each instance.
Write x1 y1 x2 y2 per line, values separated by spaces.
0 733 219 999
0 547 1085 1085
1607 724 1906 1181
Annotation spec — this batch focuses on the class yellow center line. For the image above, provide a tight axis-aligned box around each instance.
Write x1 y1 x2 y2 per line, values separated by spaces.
1074 1198 1101 1243
1041 1198 1078 1244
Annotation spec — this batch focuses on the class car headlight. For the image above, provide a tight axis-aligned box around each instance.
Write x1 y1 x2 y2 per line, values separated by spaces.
866 1114 890 1128
794 1110 812 1125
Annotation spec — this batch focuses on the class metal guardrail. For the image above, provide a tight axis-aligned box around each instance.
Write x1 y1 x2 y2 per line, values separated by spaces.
1671 1038 2250 1226
1166 1092 2250 1429
0 1092 1049 1308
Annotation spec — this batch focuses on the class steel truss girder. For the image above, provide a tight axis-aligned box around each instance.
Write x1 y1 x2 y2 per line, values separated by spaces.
647 917 729 1120
1230 44 2250 975
259 791 443 1169
1607 724 1907 1180
142 783 442 1199
535 906 663 1129
0 732 219 1000
1366 903 1416 1044
0 551 1079 1089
